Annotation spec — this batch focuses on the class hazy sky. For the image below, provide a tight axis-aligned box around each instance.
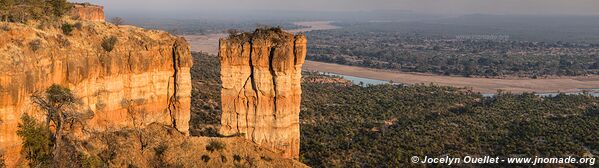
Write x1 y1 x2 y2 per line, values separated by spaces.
71 0 599 17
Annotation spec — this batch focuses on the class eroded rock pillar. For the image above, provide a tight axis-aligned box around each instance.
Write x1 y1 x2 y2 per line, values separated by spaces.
219 29 306 159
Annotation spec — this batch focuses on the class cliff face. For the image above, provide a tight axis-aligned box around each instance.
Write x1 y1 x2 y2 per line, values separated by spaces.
0 21 192 165
219 29 307 159
70 4 105 22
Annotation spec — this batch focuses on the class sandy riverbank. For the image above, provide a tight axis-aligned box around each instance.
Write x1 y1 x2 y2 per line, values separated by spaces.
184 21 599 94
304 61 599 94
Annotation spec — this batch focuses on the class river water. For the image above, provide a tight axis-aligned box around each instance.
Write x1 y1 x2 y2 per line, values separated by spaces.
319 72 599 97
319 72 391 86
184 21 599 97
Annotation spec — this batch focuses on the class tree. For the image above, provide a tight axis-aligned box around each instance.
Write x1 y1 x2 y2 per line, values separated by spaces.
16 114 54 167
122 99 148 150
30 84 91 164
32 85 77 137
226 29 239 36
101 36 118 52
14 84 96 168
0 0 72 22
47 0 72 17
0 0 15 21
109 17 124 26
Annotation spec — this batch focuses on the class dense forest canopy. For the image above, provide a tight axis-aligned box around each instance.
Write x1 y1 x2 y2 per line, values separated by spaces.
301 80 598 167
190 52 599 167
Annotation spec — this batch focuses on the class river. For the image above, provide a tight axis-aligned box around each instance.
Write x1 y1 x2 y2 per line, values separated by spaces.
319 72 599 97
184 21 599 95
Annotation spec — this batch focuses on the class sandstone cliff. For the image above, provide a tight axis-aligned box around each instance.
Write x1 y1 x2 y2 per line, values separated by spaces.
219 28 307 159
70 3 105 22
0 20 192 165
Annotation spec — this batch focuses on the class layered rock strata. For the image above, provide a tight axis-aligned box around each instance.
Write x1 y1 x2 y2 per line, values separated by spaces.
70 3 105 22
0 21 192 166
219 28 307 159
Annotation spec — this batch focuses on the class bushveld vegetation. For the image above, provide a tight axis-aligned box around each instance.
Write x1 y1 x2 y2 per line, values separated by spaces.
307 22 599 78
0 0 72 23
109 17 124 26
190 52 599 167
206 139 226 153
189 52 222 136
101 36 118 52
17 114 54 167
300 77 599 167
61 23 73 35
0 151 5 168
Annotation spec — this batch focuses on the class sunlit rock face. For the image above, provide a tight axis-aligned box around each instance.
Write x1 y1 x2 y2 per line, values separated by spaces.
0 21 192 166
219 28 307 159
70 3 105 22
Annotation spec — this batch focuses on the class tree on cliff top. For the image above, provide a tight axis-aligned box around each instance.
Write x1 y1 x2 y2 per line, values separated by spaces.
0 0 72 23
47 0 71 17
109 17 124 26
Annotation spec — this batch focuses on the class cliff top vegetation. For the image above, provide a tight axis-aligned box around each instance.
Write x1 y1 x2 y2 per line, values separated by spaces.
225 27 296 46
0 0 72 23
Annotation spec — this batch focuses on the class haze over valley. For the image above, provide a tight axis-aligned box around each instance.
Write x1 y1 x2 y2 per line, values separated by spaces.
1 0 599 167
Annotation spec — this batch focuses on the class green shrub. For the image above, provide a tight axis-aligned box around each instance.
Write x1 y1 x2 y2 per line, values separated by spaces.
58 36 71 47
29 39 41 52
205 139 226 152
101 36 118 52
61 23 73 35
0 151 5 168
73 22 83 30
233 154 241 162
151 143 169 167
154 144 168 156
0 0 72 23
80 153 101 168
18 84 88 167
48 0 72 17
220 155 227 163
201 155 210 162
45 84 77 105
16 114 53 167
0 24 9 31
260 156 272 162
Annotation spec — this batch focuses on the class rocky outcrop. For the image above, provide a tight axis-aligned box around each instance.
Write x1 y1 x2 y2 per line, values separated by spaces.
219 28 307 159
0 21 192 166
70 3 105 22
73 123 308 167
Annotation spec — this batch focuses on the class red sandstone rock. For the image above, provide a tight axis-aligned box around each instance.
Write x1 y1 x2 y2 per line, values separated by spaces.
70 3 105 22
219 28 307 159
0 20 192 166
